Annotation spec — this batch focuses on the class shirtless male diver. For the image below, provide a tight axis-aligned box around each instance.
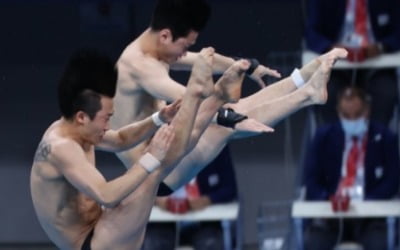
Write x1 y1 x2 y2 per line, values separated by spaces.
30 45 265 249
112 0 348 192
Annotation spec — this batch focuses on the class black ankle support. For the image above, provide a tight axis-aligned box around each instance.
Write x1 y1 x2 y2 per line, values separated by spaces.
217 108 248 128
233 57 260 75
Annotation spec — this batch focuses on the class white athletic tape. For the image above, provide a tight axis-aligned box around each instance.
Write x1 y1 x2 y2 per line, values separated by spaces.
290 68 305 88
151 112 165 126
139 152 161 173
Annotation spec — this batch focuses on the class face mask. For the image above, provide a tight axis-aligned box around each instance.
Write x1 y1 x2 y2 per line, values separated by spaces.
340 117 368 137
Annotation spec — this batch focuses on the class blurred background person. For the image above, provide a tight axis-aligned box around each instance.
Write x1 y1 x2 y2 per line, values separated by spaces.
302 86 400 250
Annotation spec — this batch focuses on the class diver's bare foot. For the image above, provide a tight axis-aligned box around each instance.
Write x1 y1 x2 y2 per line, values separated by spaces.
318 47 348 65
187 47 215 99
300 48 348 81
304 48 347 104
235 118 274 134
214 59 250 103
304 58 333 104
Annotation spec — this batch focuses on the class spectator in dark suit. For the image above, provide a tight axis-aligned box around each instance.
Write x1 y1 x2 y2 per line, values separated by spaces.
302 86 400 250
142 145 238 250
305 0 400 125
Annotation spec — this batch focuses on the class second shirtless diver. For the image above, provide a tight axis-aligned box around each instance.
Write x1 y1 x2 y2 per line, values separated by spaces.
112 0 348 192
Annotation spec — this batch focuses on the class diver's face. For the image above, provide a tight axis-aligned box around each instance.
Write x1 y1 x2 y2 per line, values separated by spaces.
160 30 198 63
82 96 113 144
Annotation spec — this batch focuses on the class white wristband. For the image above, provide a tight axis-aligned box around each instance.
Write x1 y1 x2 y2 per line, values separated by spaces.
151 112 165 126
290 68 305 88
138 152 161 173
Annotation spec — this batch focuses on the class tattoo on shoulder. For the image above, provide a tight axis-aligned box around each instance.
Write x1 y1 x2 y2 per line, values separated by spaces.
34 141 52 162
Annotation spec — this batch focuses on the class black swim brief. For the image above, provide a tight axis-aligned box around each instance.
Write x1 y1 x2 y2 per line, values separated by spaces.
157 182 173 196
81 228 94 250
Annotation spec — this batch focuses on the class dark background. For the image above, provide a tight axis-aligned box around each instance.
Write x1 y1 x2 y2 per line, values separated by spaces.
0 0 308 248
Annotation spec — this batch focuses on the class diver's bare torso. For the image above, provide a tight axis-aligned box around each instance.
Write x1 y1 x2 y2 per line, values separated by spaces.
113 41 167 126
111 41 167 165
30 121 102 250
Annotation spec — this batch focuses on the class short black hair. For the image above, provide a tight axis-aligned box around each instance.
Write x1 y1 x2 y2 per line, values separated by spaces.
58 49 117 120
150 0 211 40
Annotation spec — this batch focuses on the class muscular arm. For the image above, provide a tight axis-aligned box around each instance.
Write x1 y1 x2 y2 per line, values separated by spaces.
97 117 158 152
99 99 180 152
171 51 235 73
132 57 186 102
52 140 151 208
171 51 280 88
